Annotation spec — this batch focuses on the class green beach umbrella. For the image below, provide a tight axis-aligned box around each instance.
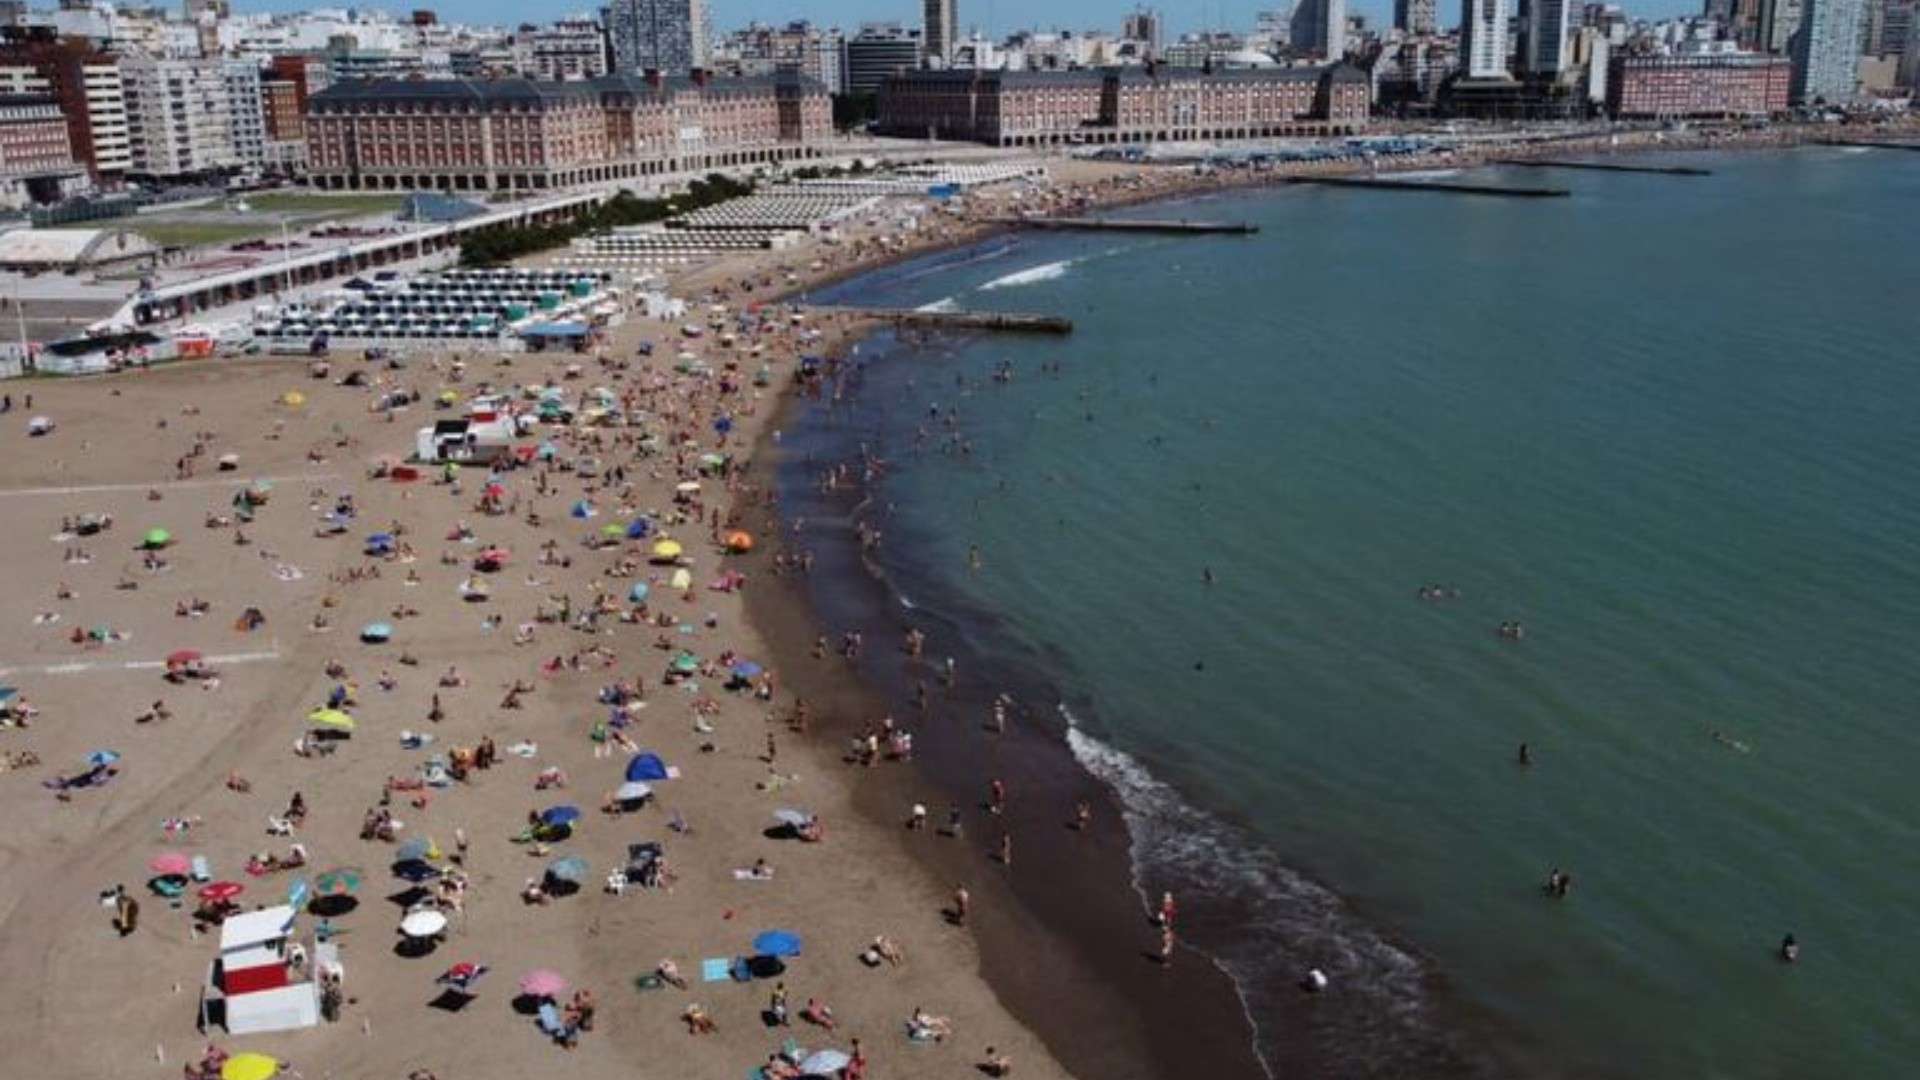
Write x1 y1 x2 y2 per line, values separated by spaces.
670 652 700 675
313 867 362 896
142 527 172 548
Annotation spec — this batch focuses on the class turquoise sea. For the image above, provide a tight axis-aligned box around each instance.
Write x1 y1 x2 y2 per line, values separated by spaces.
788 147 1920 1079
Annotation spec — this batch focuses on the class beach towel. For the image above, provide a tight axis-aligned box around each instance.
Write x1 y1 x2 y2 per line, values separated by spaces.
700 958 730 983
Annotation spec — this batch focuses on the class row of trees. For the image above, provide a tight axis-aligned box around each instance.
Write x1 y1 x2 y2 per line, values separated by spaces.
458 173 756 267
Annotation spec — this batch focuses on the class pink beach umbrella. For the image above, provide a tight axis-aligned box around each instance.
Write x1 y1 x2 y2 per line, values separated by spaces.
149 851 192 876
518 969 566 998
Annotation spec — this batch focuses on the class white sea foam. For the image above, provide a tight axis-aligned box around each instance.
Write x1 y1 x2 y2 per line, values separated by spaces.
1063 710 1439 1077
978 260 1072 291
914 297 960 313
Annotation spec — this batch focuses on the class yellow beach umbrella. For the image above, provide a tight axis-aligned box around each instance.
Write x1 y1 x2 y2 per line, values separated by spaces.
650 539 683 560
280 390 306 408
221 1052 281 1080
307 708 356 732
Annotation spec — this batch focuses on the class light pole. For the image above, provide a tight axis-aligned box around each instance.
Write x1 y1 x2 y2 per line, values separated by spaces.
280 215 293 297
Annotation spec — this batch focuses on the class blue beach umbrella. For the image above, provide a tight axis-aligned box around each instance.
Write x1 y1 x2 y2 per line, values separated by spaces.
547 854 589 883
360 621 393 643
625 752 669 782
730 661 764 679
569 499 595 519
539 805 582 827
627 582 650 603
85 749 121 767
625 518 653 539
751 929 802 957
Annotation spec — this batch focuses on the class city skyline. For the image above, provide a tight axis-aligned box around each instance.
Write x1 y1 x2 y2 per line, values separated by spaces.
227 0 1712 38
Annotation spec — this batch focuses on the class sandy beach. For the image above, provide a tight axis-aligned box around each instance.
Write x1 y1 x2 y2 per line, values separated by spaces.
2 119 1911 1080
0 232 1083 1080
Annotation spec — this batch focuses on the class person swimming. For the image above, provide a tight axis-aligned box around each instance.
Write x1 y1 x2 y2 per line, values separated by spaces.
1779 934 1800 963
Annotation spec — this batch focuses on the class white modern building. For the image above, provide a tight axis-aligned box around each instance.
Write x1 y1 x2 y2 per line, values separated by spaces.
602 0 709 74
1525 0 1576 73
521 16 611 80
1291 0 1348 59
1791 0 1867 101
923 0 955 67
1460 0 1512 77
120 55 238 180
222 60 267 170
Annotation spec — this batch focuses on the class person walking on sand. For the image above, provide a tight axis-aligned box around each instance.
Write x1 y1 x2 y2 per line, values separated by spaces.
952 883 971 926
112 884 139 937
1159 924 1175 966
998 830 1013 868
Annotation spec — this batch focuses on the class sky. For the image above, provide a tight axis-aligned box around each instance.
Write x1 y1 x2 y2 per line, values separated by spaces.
236 0 1697 37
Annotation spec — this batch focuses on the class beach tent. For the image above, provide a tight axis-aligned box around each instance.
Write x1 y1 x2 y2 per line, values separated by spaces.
624 752 669 783
627 582 650 603
570 500 596 519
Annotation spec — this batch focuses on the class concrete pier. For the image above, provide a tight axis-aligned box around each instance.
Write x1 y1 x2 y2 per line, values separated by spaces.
994 217 1259 235
813 307 1073 335
1287 176 1571 199
1494 159 1712 176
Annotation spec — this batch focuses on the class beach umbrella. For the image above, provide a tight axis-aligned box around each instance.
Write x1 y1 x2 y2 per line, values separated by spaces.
624 753 669 782
725 530 754 553
307 708 356 732
569 499 595 519
149 851 191 875
798 1049 851 1075
475 547 509 567
198 880 244 902
751 929 803 957
674 481 701 494
771 808 811 828
220 1052 282 1080
599 523 625 538
627 582 650 603
395 837 439 864
141 527 172 548
360 621 393 643
165 649 203 669
546 854 589 884
670 568 692 591
85 749 121 767
539 805 582 827
280 390 306 408
730 660 764 679
624 518 653 539
518 969 566 998
400 909 449 938
437 962 490 994
365 532 395 548
614 780 652 803
650 538 683 561
313 868 363 896
669 652 699 675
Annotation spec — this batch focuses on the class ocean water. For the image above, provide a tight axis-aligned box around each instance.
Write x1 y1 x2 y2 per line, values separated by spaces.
785 147 1920 1079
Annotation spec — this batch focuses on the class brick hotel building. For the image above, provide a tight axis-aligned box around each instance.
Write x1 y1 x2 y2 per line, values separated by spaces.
1606 54 1793 118
878 66 1371 147
305 69 831 192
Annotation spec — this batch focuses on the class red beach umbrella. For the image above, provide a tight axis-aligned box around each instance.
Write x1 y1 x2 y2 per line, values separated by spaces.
197 880 244 902
166 649 203 669
149 851 192 875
